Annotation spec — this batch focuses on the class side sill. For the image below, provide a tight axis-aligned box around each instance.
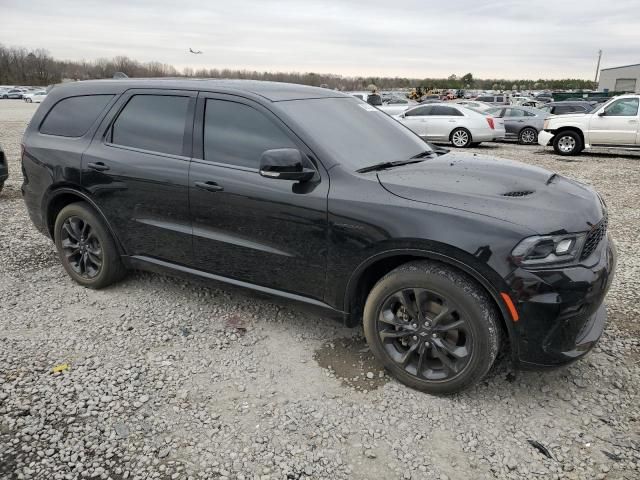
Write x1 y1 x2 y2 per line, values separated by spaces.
124 255 349 322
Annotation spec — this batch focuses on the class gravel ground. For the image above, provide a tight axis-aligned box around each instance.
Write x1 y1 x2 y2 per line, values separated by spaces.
0 100 639 480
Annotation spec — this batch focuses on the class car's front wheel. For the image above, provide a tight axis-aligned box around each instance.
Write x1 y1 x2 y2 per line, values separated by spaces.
553 130 582 155
363 261 501 394
54 202 126 289
519 127 538 145
450 128 472 148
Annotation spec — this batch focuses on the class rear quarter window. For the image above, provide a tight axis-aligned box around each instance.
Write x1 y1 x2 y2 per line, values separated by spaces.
40 95 114 137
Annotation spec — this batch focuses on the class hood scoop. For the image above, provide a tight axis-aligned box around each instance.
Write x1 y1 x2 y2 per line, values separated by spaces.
502 190 535 197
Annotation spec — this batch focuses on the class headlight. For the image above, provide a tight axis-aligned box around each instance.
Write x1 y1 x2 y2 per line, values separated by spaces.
511 233 586 266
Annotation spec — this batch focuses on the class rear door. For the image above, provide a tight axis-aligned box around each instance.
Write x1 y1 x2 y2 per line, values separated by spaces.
82 89 196 264
428 105 465 140
188 93 329 300
503 108 526 136
589 97 640 145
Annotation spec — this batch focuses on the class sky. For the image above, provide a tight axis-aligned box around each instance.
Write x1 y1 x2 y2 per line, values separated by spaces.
2 0 639 80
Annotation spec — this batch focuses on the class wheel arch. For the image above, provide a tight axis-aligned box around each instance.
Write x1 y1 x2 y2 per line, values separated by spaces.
44 186 126 255
343 249 517 356
553 126 585 144
449 127 472 147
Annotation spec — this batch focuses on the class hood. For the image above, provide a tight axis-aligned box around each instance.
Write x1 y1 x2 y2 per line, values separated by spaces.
376 153 604 234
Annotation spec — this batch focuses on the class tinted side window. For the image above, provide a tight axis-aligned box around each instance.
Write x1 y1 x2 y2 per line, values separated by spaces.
111 95 190 156
204 99 295 169
431 106 463 116
495 96 504 102
554 105 574 114
40 95 113 137
405 106 432 117
476 96 493 102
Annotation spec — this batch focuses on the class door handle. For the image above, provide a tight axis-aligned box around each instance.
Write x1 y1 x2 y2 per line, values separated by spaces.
195 180 224 192
517 120 524 123
87 162 109 172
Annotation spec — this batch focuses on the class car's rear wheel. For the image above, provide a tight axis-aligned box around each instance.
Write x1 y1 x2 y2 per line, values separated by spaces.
450 128 472 148
519 127 538 145
553 130 582 155
363 261 500 394
54 202 126 289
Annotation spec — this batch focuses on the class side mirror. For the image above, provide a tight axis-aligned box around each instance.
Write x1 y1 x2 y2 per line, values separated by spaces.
259 148 315 182
598 110 607 116
399 113 406 118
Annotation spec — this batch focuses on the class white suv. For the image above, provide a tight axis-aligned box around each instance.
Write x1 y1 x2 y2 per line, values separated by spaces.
538 95 640 155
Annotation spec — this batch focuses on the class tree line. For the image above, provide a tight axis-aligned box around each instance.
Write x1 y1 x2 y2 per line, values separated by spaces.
0 44 597 91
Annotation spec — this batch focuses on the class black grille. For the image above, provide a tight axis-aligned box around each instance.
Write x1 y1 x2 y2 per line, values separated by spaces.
502 190 534 197
581 213 608 260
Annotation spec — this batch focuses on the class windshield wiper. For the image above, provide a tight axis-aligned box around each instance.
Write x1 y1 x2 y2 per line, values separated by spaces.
356 151 434 173
410 150 436 159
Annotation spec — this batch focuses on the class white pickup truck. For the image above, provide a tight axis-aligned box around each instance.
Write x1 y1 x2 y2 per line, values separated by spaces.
538 94 640 155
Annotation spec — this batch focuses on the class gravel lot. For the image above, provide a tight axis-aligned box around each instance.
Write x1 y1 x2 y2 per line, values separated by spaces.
0 100 638 480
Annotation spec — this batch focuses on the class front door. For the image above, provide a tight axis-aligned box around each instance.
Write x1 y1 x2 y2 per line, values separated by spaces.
402 105 434 138
82 89 196 265
589 97 640 145
188 94 329 300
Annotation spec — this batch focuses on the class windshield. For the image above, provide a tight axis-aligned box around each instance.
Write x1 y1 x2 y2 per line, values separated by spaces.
278 97 430 171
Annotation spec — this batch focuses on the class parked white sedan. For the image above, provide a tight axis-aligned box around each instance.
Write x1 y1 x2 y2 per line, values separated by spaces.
395 104 505 147
23 91 47 103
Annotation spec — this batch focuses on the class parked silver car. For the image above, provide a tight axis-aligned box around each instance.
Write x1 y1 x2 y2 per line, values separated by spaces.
484 106 550 144
1 88 27 99
396 104 505 147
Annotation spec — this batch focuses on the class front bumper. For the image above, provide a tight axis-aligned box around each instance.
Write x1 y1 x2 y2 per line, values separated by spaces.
538 129 554 146
508 234 617 368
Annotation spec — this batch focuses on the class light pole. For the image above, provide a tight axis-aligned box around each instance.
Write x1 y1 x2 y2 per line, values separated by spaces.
594 50 602 84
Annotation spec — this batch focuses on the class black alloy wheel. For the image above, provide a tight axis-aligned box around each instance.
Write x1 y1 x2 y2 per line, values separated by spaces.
363 261 500 394
60 215 103 279
54 202 126 288
377 288 471 381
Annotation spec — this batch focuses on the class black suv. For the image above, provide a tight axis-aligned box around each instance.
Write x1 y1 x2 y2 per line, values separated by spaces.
0 144 7 192
22 79 616 394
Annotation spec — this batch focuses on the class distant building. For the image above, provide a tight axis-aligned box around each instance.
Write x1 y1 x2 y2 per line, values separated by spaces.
598 63 640 93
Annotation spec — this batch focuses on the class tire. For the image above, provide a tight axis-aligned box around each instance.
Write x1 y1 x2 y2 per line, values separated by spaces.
518 127 538 145
450 128 472 148
553 130 582 156
54 202 126 289
363 261 500 394
0 181 4 193
26 98 32 103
